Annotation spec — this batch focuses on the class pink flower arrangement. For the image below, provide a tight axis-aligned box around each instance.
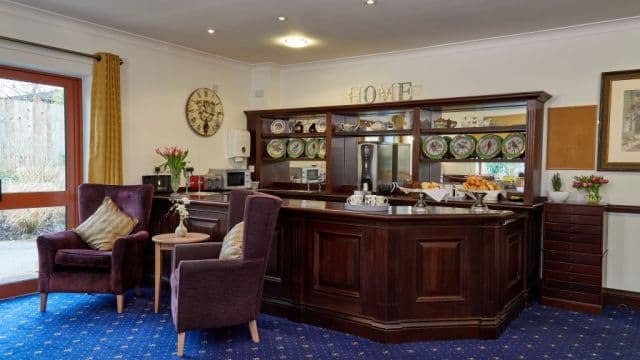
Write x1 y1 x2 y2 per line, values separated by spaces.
571 175 608 191
155 146 189 172
572 174 608 203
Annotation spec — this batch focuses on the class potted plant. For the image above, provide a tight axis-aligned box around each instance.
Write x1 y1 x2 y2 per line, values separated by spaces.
548 172 569 203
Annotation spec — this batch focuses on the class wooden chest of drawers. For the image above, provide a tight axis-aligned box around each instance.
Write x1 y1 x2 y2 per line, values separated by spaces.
542 202 607 314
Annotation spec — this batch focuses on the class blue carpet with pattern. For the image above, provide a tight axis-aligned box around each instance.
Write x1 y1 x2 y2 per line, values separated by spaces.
1 290 639 359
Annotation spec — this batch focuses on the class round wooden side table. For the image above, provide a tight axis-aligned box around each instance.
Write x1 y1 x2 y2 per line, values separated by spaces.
152 232 210 313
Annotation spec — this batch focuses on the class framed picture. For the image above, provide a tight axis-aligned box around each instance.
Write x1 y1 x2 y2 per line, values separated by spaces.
598 69 640 171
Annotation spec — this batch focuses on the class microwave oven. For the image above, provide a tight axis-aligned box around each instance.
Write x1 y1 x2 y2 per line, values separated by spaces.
290 167 325 184
207 169 251 190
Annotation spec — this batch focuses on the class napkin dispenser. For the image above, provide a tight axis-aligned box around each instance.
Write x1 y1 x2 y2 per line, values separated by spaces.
227 129 251 162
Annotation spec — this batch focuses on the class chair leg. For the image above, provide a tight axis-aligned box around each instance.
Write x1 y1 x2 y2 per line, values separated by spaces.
177 332 185 357
40 293 47 312
135 285 142 297
116 294 124 313
249 320 260 343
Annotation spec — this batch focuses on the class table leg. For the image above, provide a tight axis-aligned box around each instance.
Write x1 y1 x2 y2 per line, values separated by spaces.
154 244 161 313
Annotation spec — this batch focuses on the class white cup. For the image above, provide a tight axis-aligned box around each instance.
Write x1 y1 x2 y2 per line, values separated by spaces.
364 194 377 206
375 196 388 206
347 194 364 205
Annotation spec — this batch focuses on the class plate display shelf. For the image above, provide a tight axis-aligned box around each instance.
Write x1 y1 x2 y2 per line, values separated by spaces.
245 91 550 205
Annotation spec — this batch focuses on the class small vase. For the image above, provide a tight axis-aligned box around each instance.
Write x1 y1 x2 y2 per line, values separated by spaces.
175 218 188 237
585 189 601 204
170 168 182 197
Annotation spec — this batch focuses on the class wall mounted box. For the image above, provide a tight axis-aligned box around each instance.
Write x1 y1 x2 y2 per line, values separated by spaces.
227 129 251 162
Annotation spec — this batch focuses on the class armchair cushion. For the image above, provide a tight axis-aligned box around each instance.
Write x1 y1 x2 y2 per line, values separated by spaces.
55 249 111 270
73 196 138 251
219 221 244 260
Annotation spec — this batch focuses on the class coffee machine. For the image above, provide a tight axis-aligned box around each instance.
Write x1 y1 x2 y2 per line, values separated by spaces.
357 142 411 192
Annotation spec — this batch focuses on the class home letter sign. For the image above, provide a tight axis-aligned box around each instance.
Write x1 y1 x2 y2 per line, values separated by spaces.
348 82 414 104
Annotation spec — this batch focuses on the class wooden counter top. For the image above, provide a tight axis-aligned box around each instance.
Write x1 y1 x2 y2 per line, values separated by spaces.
154 193 513 220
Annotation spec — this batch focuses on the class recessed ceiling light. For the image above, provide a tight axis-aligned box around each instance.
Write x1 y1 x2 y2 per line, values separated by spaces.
283 37 309 48
365 0 376 4
277 16 287 21
207 28 215 34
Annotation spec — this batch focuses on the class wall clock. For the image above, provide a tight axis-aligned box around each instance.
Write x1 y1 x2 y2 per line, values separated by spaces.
185 88 224 136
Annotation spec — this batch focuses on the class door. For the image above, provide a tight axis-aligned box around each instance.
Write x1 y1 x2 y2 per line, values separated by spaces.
0 65 82 298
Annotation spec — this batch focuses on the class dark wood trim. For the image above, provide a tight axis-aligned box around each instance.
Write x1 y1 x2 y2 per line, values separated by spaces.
0 279 37 300
606 204 640 214
604 288 640 310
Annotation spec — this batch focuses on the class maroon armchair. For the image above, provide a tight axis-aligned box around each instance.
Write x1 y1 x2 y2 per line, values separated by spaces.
170 189 282 357
37 184 154 313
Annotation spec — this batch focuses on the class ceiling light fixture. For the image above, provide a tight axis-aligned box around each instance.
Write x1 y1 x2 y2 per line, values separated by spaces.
207 28 215 34
277 16 287 21
283 37 309 48
365 0 376 4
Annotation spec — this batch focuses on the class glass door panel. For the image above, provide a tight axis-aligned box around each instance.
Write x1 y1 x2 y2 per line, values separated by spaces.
0 206 66 285
0 79 66 193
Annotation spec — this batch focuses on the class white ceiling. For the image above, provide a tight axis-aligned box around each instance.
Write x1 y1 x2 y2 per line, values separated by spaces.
11 0 640 65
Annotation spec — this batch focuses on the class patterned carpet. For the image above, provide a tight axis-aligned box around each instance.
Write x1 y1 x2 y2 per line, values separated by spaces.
1 290 639 359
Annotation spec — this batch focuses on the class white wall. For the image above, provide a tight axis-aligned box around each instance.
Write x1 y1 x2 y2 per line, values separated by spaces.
0 2 252 185
255 18 640 292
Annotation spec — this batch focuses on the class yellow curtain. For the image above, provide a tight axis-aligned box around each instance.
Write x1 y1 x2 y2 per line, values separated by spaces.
89 52 123 184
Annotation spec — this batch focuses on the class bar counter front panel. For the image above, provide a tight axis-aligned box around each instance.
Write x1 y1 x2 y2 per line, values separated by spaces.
151 194 529 343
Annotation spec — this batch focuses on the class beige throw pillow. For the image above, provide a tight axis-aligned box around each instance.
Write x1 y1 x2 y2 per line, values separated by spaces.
219 221 244 260
73 196 138 251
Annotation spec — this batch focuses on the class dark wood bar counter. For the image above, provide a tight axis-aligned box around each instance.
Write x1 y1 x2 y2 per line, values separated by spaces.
151 193 529 343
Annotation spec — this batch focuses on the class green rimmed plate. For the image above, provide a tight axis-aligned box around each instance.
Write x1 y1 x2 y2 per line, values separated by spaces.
502 133 526 159
266 139 286 159
449 135 476 159
476 134 502 160
317 139 326 159
422 135 449 159
305 138 319 158
287 138 305 158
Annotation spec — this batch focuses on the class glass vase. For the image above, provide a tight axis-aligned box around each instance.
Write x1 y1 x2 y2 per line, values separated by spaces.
174 217 188 237
170 168 182 197
585 188 601 204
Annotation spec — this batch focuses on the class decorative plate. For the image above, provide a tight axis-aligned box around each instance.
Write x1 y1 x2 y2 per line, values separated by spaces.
287 138 305 158
316 119 327 133
476 134 502 159
305 138 319 158
421 135 449 159
317 139 326 159
502 133 526 159
266 139 286 159
270 119 287 134
449 135 476 159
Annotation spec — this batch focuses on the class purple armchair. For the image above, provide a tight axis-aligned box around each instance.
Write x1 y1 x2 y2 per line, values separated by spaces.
170 189 282 357
37 184 154 313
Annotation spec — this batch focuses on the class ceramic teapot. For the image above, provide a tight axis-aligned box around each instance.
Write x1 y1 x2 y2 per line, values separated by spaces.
433 117 457 128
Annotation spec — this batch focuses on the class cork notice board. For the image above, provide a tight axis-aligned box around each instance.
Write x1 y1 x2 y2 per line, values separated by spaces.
546 105 597 170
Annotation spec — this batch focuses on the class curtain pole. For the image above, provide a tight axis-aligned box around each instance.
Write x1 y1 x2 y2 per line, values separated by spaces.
0 35 123 65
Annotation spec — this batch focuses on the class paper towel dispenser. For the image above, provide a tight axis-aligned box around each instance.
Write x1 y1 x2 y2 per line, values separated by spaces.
227 129 251 162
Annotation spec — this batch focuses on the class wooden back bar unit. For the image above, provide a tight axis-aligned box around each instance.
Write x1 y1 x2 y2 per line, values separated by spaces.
542 202 607 314
152 194 530 342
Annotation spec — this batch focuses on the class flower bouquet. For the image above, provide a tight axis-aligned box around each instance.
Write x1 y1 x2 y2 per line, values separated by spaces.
572 175 608 204
169 197 190 237
155 146 188 196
